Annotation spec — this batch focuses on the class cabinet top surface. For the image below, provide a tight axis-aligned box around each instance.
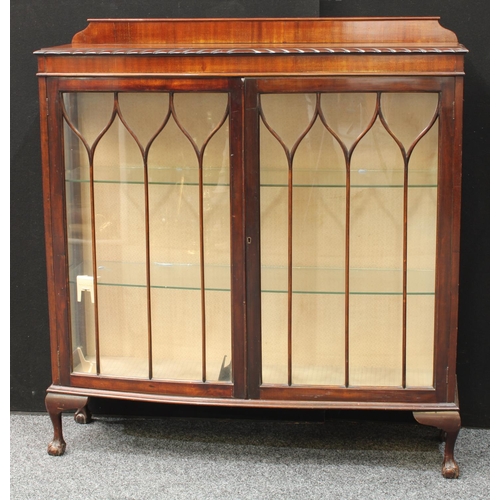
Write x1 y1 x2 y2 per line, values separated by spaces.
35 17 467 54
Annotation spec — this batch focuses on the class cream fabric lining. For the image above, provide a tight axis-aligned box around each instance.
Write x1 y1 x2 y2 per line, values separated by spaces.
260 92 438 388
65 92 232 382
65 91 438 388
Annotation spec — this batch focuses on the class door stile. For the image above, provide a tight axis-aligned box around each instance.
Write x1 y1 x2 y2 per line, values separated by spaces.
244 79 263 399
229 77 247 399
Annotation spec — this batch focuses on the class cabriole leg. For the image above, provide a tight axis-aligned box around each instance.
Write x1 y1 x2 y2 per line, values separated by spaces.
442 428 460 478
413 410 461 479
45 392 89 456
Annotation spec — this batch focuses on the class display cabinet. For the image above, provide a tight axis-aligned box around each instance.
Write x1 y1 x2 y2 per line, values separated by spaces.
35 18 467 477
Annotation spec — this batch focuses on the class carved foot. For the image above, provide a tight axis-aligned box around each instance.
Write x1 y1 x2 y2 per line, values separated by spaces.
413 411 461 479
47 438 66 456
442 460 460 478
45 392 89 456
74 405 92 424
442 430 460 478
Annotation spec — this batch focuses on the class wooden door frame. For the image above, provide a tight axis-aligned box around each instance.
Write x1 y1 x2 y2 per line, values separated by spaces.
244 76 460 405
44 76 246 400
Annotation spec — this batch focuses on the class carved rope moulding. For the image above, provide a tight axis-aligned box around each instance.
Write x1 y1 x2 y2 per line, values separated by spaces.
38 46 468 55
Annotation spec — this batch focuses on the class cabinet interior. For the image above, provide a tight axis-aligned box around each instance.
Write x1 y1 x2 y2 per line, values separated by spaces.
64 90 438 388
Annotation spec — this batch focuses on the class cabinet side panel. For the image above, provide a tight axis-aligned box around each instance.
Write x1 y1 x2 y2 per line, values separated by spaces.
447 76 464 402
46 81 72 385
39 76 60 385
434 79 458 402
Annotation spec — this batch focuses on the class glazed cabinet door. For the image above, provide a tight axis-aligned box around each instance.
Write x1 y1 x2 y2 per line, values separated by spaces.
245 78 457 403
47 78 245 398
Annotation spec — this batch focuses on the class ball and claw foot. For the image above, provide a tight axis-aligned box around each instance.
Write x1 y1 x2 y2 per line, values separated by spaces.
442 459 460 479
441 429 460 479
74 406 92 424
47 438 66 456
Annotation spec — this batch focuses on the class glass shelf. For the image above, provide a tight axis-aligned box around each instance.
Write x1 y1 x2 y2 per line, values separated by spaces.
65 166 228 186
70 261 434 295
69 261 231 291
65 166 437 188
260 167 437 188
261 266 434 295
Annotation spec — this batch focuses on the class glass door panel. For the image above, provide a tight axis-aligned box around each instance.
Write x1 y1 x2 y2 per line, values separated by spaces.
63 93 96 375
147 114 203 381
349 114 404 386
63 91 232 383
92 109 149 378
406 113 439 388
260 139 288 383
259 91 439 389
291 119 346 386
259 93 347 385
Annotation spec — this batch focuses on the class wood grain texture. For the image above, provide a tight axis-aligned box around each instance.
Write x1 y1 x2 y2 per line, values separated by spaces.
434 79 457 402
37 54 463 77
35 18 467 78
67 18 461 46
447 77 464 403
228 79 247 400
38 78 60 386
46 82 71 387
48 384 459 411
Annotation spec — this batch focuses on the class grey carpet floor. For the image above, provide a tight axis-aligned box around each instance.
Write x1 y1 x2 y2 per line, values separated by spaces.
11 413 489 500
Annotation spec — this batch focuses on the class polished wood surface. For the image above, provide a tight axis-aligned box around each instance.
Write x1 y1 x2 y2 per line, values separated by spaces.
37 18 464 402
36 18 466 473
37 54 464 77
67 18 462 47
48 384 459 412
35 18 466 77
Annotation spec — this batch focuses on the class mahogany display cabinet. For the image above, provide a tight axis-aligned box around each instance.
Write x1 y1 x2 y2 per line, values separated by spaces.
35 18 467 477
